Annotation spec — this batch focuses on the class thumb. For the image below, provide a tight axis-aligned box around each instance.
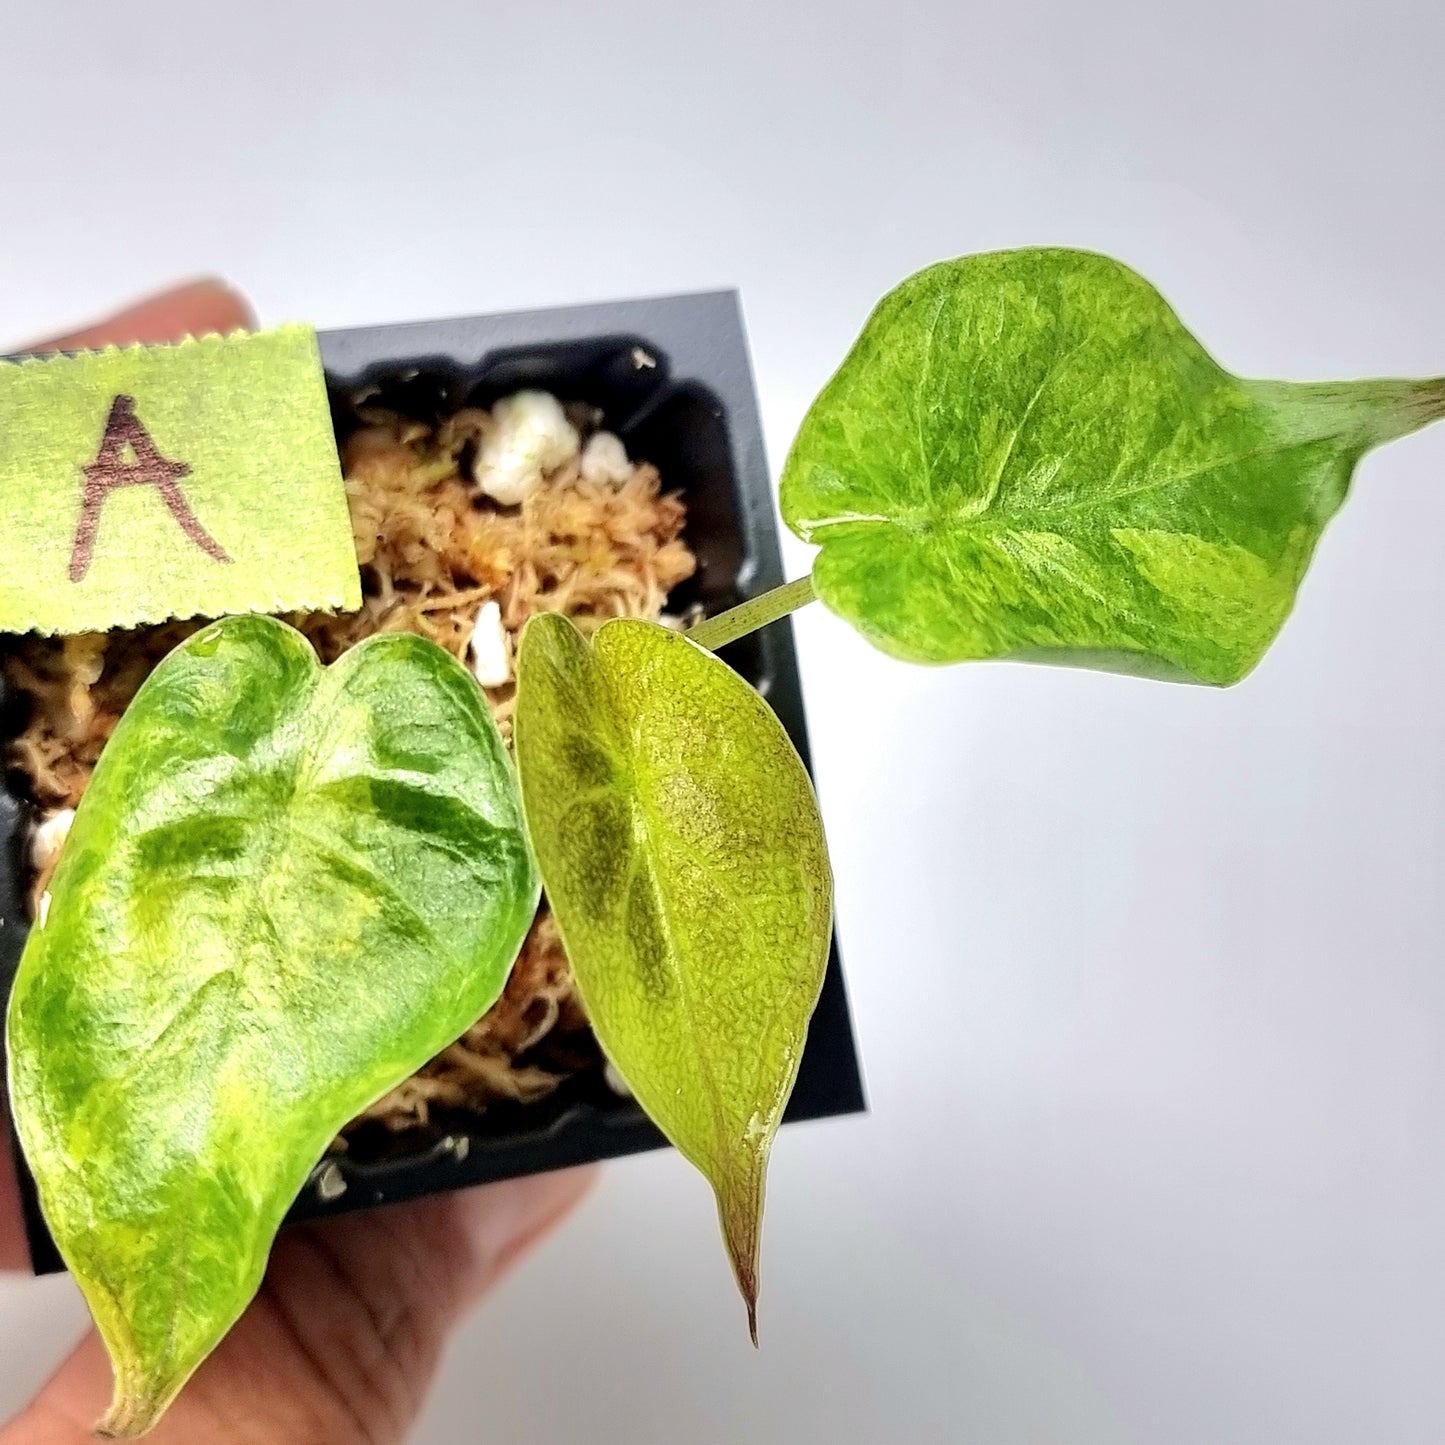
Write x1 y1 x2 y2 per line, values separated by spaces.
1 1168 595 1445
16 279 255 353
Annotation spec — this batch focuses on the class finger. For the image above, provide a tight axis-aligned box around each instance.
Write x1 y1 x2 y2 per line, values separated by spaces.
0 1114 30 1272
20 279 255 354
2 1167 595 1445
0 276 258 1275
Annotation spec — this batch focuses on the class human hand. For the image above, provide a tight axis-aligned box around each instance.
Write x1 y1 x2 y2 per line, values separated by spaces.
0 281 596 1443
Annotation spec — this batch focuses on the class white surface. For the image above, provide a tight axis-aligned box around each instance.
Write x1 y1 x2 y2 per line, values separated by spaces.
3 3 1444 1441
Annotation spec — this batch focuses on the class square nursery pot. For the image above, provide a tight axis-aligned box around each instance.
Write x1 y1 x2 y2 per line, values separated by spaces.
0 290 867 1275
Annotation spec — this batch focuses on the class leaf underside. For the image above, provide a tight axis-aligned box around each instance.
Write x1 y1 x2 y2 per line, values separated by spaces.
513 615 833 1340
6 615 538 1437
781 247 1445 685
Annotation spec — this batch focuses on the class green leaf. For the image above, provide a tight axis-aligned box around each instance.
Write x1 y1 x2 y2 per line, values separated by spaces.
512 614 832 1339
6 614 538 1438
780 247 1445 685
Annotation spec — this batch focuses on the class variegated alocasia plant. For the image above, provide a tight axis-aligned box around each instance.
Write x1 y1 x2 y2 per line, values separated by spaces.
8 246 1445 1437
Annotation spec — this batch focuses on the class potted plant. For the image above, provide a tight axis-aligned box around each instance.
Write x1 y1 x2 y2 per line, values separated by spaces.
3 247 1440 1437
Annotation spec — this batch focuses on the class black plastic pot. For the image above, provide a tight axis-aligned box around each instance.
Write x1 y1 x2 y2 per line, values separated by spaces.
0 291 866 1275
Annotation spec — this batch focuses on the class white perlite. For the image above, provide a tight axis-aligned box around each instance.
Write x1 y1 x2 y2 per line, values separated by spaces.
580 430 632 485
468 600 513 687
30 807 74 874
314 1161 347 1203
474 390 579 505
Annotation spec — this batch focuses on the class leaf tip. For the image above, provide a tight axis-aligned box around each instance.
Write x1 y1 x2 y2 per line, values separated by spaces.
732 1239 760 1346
716 1163 765 1349
94 1360 174 1439
95 1396 163 1440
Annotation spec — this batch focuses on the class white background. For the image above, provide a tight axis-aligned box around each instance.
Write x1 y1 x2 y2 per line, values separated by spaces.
3 3 1444 1442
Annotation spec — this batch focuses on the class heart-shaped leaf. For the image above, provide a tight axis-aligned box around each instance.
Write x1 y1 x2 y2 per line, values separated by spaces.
512 614 832 1339
6 614 538 1438
781 247 1445 684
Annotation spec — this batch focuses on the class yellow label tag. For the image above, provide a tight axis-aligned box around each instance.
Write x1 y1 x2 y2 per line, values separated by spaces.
0 326 361 635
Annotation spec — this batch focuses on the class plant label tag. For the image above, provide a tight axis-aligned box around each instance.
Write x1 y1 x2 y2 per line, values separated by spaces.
0 325 361 635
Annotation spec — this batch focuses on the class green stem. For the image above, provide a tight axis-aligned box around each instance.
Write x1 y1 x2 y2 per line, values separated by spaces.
686 575 817 651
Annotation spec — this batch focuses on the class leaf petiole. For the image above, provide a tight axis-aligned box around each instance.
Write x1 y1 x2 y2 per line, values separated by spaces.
685 574 817 651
